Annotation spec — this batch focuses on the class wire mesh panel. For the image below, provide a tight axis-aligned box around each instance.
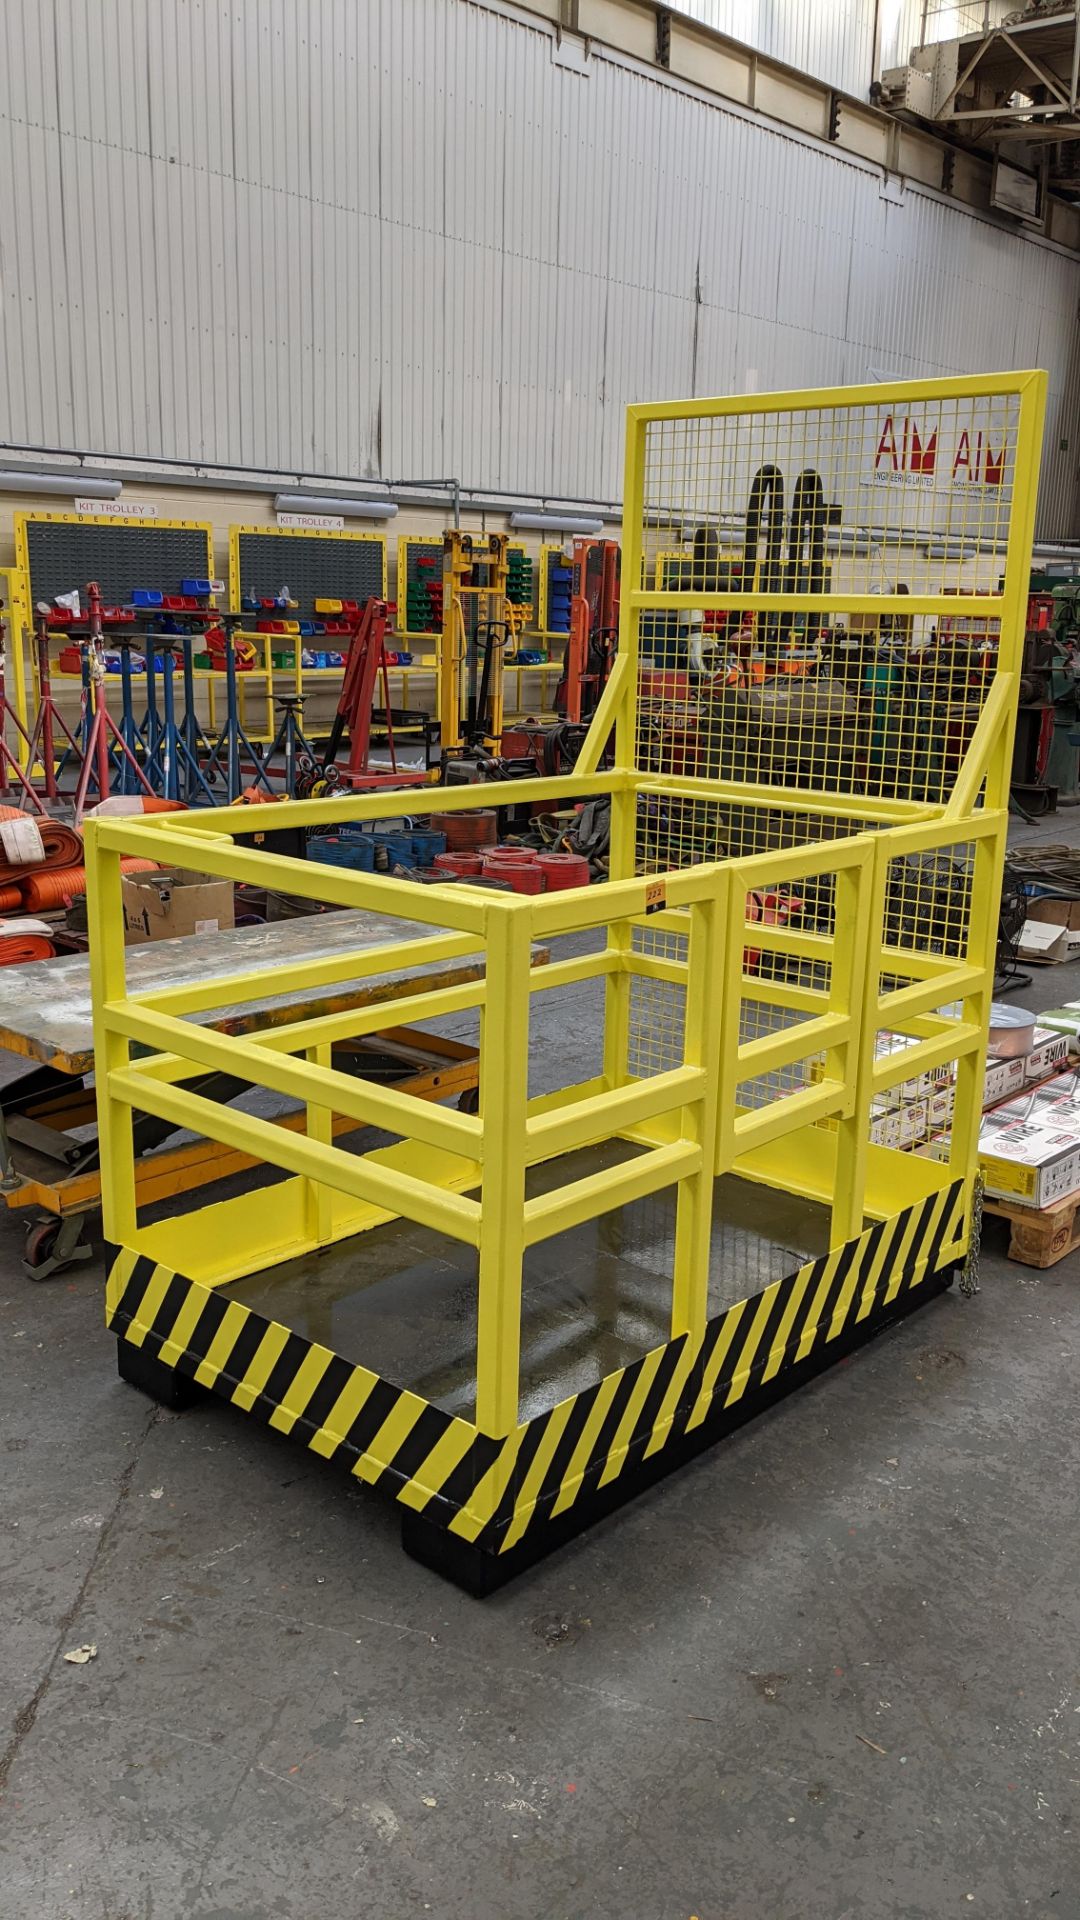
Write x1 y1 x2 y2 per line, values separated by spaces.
630 387 1021 818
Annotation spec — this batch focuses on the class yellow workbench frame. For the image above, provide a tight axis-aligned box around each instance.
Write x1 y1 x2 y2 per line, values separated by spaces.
86 371 1045 1589
0 562 32 749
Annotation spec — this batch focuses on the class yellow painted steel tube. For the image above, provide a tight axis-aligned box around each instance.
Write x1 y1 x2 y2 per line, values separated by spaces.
108 1067 483 1246
89 818 492 934
129 930 486 1018
523 1141 701 1248
134 769 630 837
524 1065 706 1165
104 1000 482 1159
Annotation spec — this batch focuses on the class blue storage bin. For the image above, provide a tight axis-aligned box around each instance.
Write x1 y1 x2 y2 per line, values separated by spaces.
131 588 163 608
181 577 212 596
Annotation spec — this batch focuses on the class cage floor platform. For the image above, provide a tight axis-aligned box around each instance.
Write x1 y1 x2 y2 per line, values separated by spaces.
108 1152 964 1593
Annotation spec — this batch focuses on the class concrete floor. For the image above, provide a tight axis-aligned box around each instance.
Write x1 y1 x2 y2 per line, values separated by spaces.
4 822 1080 1919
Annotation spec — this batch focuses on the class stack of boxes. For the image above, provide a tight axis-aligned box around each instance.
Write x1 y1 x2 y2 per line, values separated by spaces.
404 551 442 636
506 548 534 613
873 1021 1070 1168
546 553 572 637
807 1015 1076 1213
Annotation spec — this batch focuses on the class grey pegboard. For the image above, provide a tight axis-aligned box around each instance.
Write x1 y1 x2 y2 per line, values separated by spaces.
19 516 214 611
235 529 386 618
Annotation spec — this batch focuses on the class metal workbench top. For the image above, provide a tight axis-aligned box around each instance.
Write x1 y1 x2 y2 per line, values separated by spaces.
0 909 516 1075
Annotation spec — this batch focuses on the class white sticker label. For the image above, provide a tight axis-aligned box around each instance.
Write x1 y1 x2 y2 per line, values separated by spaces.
276 511 345 530
73 498 158 519
193 918 220 934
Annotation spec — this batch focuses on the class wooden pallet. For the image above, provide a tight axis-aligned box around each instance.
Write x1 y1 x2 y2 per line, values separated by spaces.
983 1190 1080 1269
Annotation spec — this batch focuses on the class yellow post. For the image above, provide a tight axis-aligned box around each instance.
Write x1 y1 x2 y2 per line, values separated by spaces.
602 407 648 1090
714 864 750 1175
305 1042 335 1245
474 903 532 1436
952 373 1046 1246
84 824 137 1255
671 872 725 1341
830 847 879 1245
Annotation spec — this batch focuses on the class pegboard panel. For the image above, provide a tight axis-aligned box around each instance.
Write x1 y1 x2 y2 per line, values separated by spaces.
506 542 533 610
233 527 386 618
16 514 214 610
397 535 444 636
539 542 572 634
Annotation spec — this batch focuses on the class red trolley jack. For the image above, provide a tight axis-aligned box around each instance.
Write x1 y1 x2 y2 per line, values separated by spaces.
314 599 429 794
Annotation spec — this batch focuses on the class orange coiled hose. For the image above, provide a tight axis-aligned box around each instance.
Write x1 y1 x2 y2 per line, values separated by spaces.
0 807 84 883
0 935 56 964
0 885 22 911
20 857 160 912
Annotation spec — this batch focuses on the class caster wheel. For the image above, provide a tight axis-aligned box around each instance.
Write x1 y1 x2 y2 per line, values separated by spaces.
23 1214 94 1281
457 1086 480 1115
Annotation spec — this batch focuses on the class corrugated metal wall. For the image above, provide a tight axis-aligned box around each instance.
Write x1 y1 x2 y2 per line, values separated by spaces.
674 0 875 97
1 0 1078 536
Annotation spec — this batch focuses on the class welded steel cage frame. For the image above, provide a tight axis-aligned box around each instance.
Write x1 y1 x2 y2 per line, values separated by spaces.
86 372 1045 1589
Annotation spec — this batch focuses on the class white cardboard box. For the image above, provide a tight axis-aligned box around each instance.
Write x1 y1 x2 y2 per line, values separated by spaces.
1025 1028 1071 1085
870 1111 902 1149
977 1069 1080 1208
984 1054 1025 1109
1018 917 1075 964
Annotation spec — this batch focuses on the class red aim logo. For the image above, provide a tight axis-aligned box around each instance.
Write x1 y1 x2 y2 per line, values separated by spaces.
875 415 937 475
874 415 1005 486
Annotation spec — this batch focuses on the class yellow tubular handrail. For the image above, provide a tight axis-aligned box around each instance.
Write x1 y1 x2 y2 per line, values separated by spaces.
944 672 1015 821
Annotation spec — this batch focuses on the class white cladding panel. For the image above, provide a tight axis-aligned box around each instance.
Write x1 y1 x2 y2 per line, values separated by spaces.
0 0 1076 535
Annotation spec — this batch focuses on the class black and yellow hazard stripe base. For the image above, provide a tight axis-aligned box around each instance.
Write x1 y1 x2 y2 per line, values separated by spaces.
402 1263 958 1593
106 1178 965 1594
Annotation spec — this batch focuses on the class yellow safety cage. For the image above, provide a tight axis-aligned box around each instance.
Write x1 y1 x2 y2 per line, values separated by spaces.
85 371 1045 1589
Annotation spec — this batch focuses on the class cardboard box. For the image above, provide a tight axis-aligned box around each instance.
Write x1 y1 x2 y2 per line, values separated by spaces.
983 1054 1025 1109
870 1110 902 1149
976 1068 1080 1208
1024 1027 1071 1085
122 868 235 945
1022 898 1080 964
898 1098 929 1148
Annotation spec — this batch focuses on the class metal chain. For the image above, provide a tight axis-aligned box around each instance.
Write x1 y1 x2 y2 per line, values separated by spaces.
960 1169 983 1298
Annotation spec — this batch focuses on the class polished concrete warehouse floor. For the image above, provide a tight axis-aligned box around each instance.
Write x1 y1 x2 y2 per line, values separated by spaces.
4 820 1080 1919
